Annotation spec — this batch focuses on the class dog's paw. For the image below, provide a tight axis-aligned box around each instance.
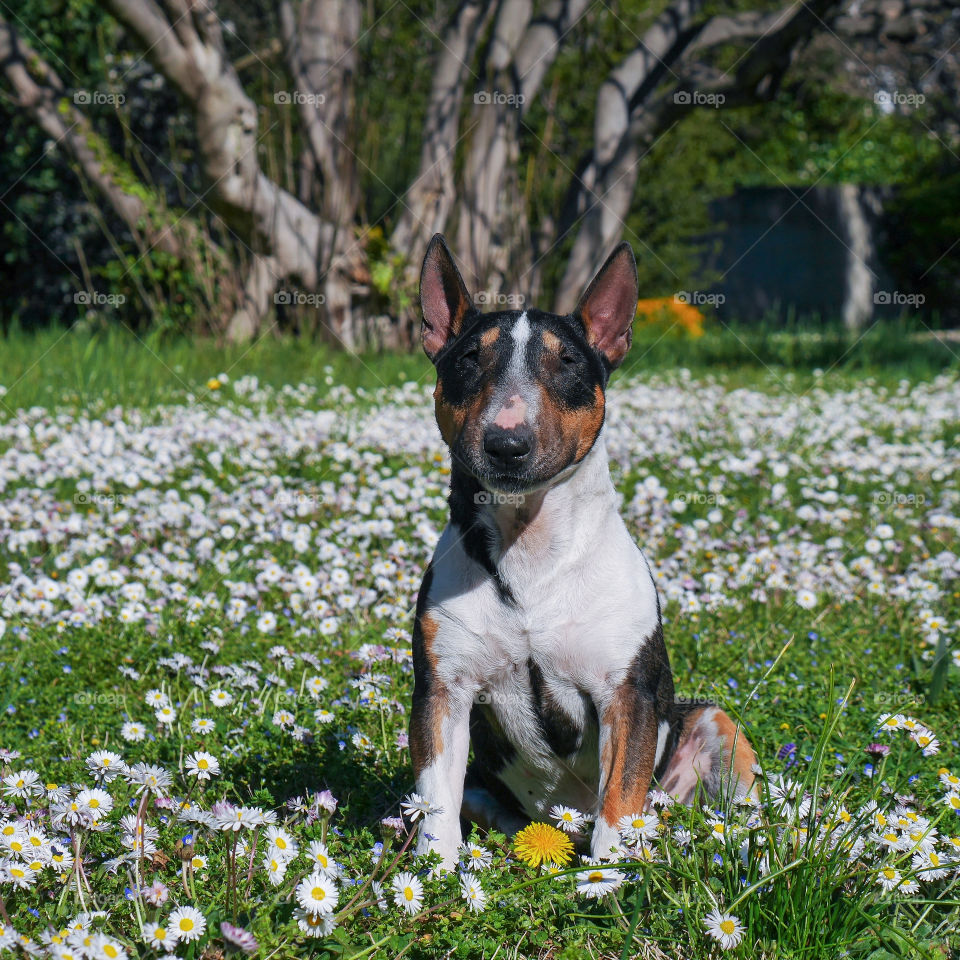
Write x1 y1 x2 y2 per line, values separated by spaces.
589 819 622 861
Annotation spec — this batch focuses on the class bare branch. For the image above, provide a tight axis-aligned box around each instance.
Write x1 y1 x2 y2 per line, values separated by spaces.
455 0 589 291
105 0 330 290
0 14 185 258
555 0 844 309
389 0 496 256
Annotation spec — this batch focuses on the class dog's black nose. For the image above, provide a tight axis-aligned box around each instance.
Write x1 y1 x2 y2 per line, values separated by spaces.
483 427 532 466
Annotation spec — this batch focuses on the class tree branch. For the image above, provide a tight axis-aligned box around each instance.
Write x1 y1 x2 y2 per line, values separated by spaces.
0 14 186 258
105 0 331 291
555 0 844 310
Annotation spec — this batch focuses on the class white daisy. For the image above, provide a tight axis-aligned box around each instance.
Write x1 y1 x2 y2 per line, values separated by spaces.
391 871 424 914
296 872 339 914
703 908 745 949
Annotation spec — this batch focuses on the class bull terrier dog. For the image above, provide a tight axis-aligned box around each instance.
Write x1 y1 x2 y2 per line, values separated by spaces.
409 234 756 867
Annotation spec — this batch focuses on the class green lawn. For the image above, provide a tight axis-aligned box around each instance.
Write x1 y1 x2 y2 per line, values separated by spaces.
0 328 958 959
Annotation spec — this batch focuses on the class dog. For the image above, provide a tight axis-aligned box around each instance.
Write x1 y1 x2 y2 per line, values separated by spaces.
409 234 756 867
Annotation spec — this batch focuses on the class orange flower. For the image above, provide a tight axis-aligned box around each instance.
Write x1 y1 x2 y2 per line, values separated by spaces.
635 296 705 338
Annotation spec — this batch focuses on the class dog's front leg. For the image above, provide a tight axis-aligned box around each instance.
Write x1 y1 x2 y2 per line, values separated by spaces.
409 680 473 870
592 686 659 860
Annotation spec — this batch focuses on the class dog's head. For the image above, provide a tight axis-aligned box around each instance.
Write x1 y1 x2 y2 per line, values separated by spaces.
420 234 638 493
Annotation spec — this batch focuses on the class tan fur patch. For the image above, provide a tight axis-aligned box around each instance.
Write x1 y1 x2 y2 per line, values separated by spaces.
712 709 757 795
451 297 469 337
434 382 465 447
410 611 449 776
535 381 605 468
480 326 500 348
599 692 656 826
541 330 562 353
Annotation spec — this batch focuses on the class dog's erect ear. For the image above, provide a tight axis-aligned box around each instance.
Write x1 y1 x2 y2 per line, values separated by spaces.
574 242 638 369
420 234 474 361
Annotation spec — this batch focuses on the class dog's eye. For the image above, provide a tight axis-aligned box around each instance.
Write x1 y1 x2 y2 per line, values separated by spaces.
459 346 480 367
559 351 578 366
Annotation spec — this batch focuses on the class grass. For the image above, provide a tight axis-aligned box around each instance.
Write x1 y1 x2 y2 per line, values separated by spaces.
1 314 958 412
0 327 958 959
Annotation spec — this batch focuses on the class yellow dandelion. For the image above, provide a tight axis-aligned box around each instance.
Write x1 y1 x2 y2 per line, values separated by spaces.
207 378 221 390
513 822 574 868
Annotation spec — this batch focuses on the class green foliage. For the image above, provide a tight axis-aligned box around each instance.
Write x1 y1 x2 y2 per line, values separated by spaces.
1 0 957 334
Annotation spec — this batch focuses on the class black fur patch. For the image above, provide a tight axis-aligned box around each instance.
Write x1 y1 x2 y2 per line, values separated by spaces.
448 466 515 604
528 659 584 757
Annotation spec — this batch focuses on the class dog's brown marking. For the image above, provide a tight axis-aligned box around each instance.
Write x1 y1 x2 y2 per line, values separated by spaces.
480 326 500 348
712 708 757 795
450 295 470 338
541 330 562 353
535 381 606 467
433 382 465 447
658 706 715 803
656 705 755 803
410 569 451 777
599 688 657 826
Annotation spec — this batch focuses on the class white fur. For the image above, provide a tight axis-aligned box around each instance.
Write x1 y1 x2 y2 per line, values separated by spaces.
484 312 540 433
415 433 662 866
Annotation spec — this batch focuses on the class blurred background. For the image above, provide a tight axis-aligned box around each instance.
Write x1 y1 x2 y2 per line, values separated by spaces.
0 0 958 364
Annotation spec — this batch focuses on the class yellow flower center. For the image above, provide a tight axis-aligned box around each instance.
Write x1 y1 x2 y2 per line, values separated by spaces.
403 887 414 901
155 929 166 940
588 871 604 883
312 887 326 901
179 919 194 932
720 920 735 935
